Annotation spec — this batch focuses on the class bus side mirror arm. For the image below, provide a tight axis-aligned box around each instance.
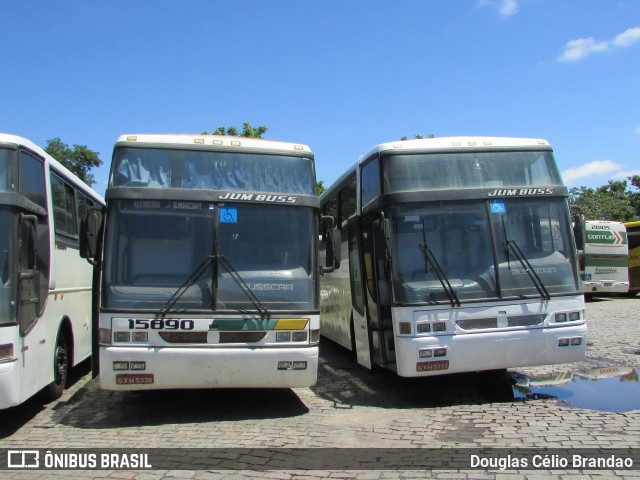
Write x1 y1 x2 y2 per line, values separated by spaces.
321 215 341 275
570 205 585 250
80 207 102 266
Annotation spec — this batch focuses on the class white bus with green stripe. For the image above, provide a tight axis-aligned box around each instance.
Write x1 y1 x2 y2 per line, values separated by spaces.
581 220 629 295
86 134 336 390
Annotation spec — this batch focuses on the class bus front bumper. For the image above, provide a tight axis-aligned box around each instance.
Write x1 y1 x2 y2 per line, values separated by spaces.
394 324 587 377
99 346 318 390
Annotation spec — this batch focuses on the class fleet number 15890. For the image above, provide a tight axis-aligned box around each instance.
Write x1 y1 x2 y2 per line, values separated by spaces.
127 319 195 330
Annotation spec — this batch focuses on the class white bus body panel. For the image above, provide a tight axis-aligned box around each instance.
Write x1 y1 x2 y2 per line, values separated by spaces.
99 313 320 390
0 289 92 409
100 346 318 390
392 296 586 377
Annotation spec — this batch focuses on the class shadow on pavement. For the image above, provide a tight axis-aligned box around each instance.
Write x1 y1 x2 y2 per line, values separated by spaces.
0 358 91 438
52 380 309 429
312 339 517 409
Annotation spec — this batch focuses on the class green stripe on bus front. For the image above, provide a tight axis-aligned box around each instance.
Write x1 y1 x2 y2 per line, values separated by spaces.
209 319 278 331
207 318 308 331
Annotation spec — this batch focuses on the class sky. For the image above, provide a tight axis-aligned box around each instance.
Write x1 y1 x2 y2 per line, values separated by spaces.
1 0 639 198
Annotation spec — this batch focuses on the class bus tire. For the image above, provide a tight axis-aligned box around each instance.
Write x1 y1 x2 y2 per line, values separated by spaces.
42 331 69 402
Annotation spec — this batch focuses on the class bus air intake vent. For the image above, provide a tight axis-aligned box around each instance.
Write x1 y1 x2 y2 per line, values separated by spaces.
507 314 546 327
219 332 267 343
456 318 498 330
158 332 208 343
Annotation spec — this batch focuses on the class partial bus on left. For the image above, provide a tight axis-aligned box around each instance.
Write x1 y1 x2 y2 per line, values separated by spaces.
0 134 104 409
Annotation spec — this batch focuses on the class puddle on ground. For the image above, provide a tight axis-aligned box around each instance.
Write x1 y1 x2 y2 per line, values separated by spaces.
511 366 640 413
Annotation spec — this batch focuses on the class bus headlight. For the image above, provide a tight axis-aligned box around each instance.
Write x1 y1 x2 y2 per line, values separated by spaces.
276 332 291 342
113 331 131 343
132 332 149 342
568 311 581 321
555 313 567 323
292 331 308 342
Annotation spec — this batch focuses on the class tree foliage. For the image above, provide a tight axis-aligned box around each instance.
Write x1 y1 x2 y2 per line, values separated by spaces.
202 122 268 139
45 138 102 187
569 177 640 221
316 180 326 196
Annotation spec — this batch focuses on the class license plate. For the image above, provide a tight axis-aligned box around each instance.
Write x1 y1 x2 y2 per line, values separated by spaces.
116 374 154 385
416 360 449 372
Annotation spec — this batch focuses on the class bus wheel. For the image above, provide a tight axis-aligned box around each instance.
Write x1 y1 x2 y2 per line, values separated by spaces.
42 331 69 402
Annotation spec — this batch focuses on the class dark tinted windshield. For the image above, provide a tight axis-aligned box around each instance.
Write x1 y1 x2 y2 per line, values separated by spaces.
103 200 317 312
390 198 579 304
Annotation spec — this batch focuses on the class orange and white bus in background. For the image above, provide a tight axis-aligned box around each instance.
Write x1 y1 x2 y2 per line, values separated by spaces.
0 134 104 409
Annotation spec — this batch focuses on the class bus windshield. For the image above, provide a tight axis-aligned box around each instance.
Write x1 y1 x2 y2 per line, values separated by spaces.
384 150 563 192
111 147 315 195
103 200 317 312
0 207 17 326
390 197 580 304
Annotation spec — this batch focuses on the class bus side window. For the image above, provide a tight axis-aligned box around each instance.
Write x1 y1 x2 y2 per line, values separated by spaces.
18 151 50 334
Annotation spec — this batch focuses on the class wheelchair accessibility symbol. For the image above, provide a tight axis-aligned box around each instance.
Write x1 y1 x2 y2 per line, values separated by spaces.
490 199 506 214
220 207 238 223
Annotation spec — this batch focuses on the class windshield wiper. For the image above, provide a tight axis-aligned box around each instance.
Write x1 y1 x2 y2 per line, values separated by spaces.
216 255 271 319
157 255 214 317
504 239 551 301
501 217 550 301
418 242 461 308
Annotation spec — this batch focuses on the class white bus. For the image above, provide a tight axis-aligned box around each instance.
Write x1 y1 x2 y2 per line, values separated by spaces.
0 134 105 409
579 220 629 295
87 134 336 390
320 137 586 377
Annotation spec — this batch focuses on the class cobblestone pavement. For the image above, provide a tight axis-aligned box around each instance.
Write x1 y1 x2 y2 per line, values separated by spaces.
1 296 639 479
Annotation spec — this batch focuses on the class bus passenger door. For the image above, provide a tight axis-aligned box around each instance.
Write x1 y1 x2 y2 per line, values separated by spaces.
363 216 395 369
347 216 371 369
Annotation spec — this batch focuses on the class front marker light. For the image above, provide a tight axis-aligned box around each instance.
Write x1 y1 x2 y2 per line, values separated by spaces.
558 338 570 347
310 329 320 344
0 344 14 360
399 322 412 334
292 361 307 370
99 328 112 346
433 322 447 332
434 348 447 357
130 361 146 370
571 337 582 346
